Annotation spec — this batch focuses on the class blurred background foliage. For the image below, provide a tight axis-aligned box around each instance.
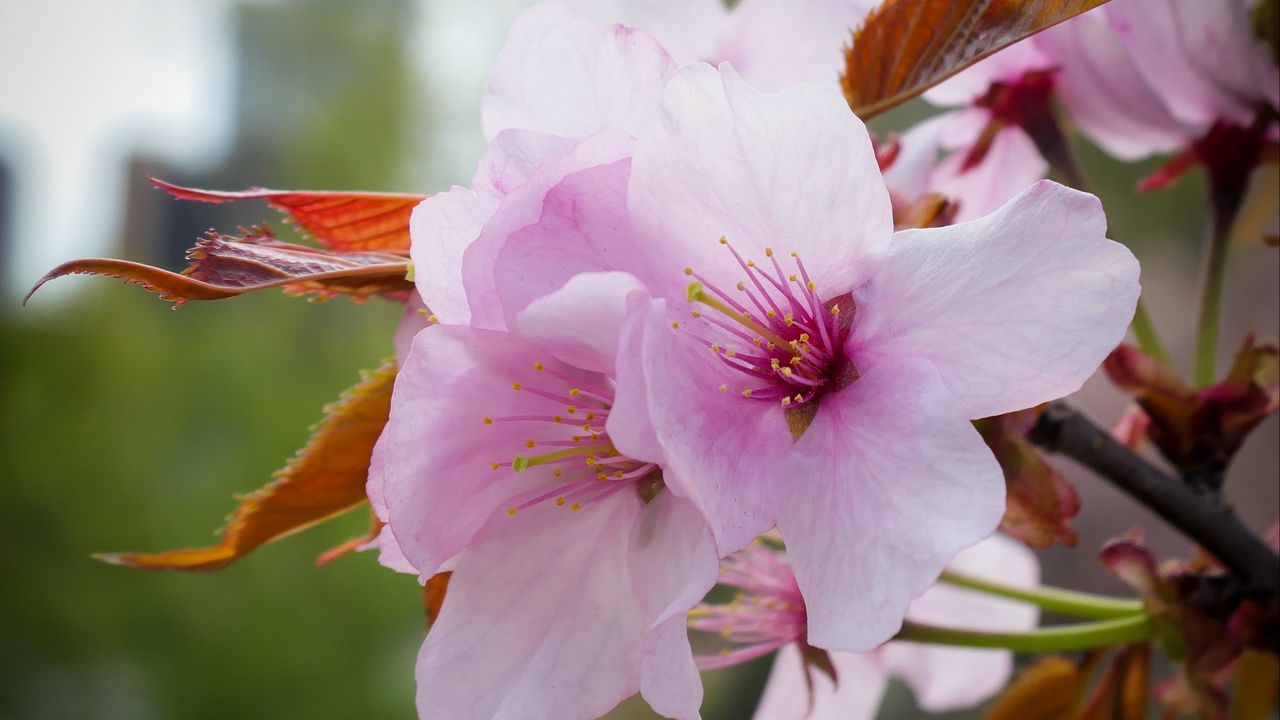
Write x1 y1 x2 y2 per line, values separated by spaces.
0 1 1275 718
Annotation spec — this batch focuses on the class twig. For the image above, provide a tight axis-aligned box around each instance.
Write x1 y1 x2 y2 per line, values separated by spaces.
1029 402 1279 598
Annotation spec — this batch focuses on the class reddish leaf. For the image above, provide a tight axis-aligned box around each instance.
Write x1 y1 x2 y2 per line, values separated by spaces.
96 362 396 572
842 0 1109 119
976 408 1081 548
26 227 412 308
985 655 1087 720
1105 339 1279 480
151 178 425 251
424 572 452 630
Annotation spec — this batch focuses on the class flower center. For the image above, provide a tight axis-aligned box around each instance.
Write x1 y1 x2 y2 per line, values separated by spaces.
688 542 807 670
484 362 661 516
679 239 857 427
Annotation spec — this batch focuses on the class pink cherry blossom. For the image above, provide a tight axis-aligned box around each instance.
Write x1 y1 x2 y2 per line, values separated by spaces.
460 3 1138 657
692 535 1039 719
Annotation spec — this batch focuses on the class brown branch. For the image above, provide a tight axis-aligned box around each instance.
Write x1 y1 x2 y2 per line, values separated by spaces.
1029 402 1279 598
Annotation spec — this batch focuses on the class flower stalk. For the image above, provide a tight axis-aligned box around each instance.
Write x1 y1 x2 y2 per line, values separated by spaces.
895 614 1156 653
938 571 1146 620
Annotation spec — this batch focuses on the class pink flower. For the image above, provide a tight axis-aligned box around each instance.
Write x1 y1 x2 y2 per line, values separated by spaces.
458 2 1137 657
377 7 725 718
689 535 1039 719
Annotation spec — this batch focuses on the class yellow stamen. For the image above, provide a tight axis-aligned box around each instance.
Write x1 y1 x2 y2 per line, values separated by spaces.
687 282 792 349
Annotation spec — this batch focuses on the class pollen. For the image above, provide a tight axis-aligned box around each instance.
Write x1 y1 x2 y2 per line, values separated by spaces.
511 382 523 391
553 469 563 477
691 310 702 318
533 362 544 371
483 417 494 426
568 388 580 397
596 472 608 481
555 496 566 506
490 462 500 471
553 415 563 423
684 267 693 276
524 440 536 448
507 507 518 517
571 503 582 512
719 237 729 245
671 321 681 330
764 247 774 257
567 405 577 414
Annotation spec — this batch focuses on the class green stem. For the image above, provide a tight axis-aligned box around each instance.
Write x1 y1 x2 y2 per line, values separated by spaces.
1130 300 1174 368
895 614 1156 653
939 571 1146 620
1192 205 1237 387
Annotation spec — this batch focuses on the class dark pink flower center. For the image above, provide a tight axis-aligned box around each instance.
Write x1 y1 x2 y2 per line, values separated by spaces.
483 363 660 516
680 239 856 409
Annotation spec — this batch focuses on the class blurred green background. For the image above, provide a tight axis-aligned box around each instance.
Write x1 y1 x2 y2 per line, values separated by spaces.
1 1 1276 719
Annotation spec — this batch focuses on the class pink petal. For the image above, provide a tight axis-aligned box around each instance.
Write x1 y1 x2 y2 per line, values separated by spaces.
770 358 1006 651
931 125 1048 222
568 0 729 62
393 292 432 367
635 297 789 553
716 0 877 92
752 644 888 720
411 129 574 326
489 154 667 329
853 180 1140 419
481 2 675 141
462 128 636 330
1107 0 1279 128
516 271 647 375
416 493 647 720
1036 9 1189 161
363 432 420 576
923 39 1053 106
641 616 705 720
881 534 1040 712
606 291 665 463
383 324 605 575
628 63 892 304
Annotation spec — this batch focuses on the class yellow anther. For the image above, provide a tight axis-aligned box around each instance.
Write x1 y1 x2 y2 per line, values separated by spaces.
691 310 702 318
807 281 816 290
582 424 592 432
770 358 781 370
765 247 774 257
567 405 577 414
572 436 582 444
767 342 777 350
525 440 536 448
753 337 763 346
790 356 802 365
781 367 794 378
534 362 544 371
586 413 596 421
799 333 810 342
555 496 566 506
614 471 624 479
736 281 746 291
719 237 729 245
596 472 607 481
711 343 720 353
718 384 728 393
553 415 563 423
553 469 564 477
766 310 776 318
483 417 494 426
511 382 523 391
671 321 681 330
790 251 798 257
417 308 429 316
742 389 754 397
568 388 580 397
830 304 841 315
507 507 518 517
781 396 793 406
586 456 596 466
788 274 797 281
746 259 755 268
726 350 737 358
490 462 500 471
684 267 693 276
571 503 582 512
784 314 795 326
427 314 439 323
